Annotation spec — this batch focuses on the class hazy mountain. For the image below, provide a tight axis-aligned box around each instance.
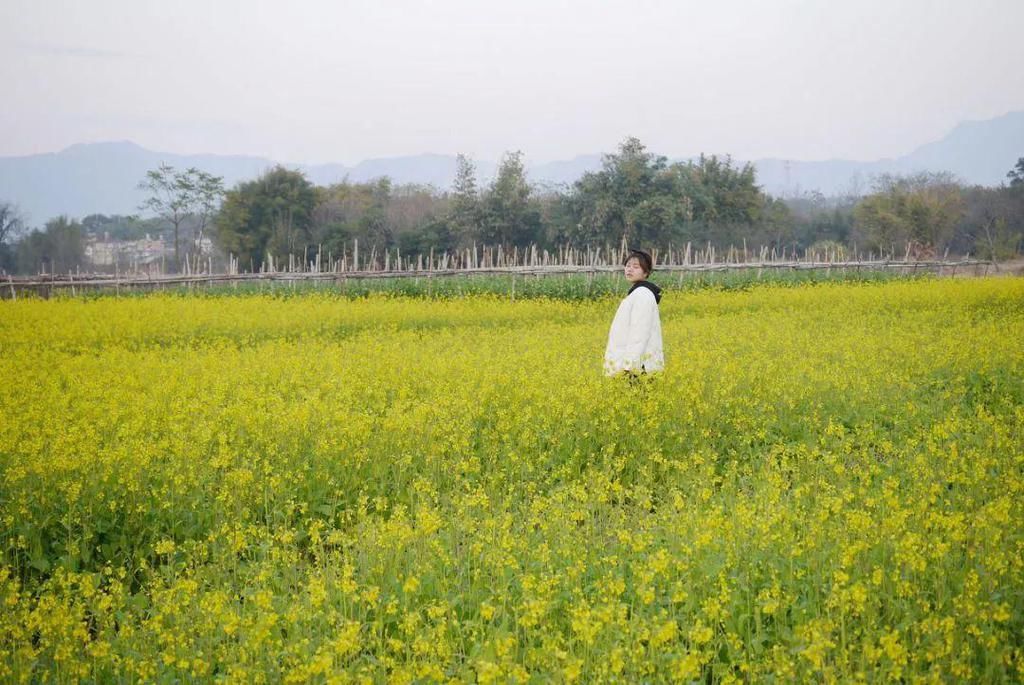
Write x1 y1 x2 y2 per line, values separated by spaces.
897 111 1024 185
0 142 281 225
0 145 499 224
1 111 1021 225
530 155 605 187
754 111 1024 196
305 154 498 188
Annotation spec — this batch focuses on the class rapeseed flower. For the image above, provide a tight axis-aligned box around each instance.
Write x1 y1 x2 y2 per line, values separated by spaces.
0 279 1021 681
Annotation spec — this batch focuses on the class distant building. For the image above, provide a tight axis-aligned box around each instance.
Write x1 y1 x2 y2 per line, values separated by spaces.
85 233 171 268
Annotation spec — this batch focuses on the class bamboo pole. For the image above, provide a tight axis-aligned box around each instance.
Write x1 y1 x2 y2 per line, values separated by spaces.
2 238 998 298
3 258 989 294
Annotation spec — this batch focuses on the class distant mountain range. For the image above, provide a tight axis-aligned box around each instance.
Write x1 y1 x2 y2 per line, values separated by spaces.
1 111 1021 226
755 111 1024 198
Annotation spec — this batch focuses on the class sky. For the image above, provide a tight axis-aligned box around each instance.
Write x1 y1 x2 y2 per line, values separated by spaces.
2 0 1023 165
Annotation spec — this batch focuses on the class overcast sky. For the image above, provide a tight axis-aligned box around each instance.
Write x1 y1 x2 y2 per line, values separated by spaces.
2 0 1022 165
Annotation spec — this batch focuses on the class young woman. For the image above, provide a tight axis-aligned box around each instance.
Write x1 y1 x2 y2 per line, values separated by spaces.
603 249 664 377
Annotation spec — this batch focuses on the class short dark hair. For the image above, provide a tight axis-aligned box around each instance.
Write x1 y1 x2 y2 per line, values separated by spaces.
624 249 653 275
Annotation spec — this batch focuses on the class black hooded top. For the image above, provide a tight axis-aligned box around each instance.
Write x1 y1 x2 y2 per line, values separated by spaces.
628 280 662 304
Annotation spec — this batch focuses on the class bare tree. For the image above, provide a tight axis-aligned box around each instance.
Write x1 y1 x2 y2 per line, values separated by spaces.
138 163 192 270
0 202 24 274
0 201 24 245
138 165 224 271
189 169 226 259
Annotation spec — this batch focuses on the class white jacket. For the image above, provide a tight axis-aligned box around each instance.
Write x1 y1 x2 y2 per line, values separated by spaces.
603 285 664 375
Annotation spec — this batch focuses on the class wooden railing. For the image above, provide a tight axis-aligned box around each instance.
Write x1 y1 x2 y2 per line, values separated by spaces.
2 239 995 299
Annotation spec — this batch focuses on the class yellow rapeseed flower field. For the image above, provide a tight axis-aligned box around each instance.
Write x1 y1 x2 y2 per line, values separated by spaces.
1 278 1023 682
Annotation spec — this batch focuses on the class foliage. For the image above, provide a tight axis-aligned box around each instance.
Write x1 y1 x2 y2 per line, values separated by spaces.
0 202 23 246
0 201 24 273
115 141 1021 273
448 154 482 247
853 172 965 254
80 214 163 242
1007 157 1024 187
573 137 682 246
974 218 1024 261
955 182 1024 260
480 151 542 248
190 170 227 257
572 140 775 250
2 279 1023 681
351 178 394 254
13 216 86 274
785 192 856 250
138 164 225 269
312 179 452 264
677 153 762 225
11 142 1024 276
215 166 318 271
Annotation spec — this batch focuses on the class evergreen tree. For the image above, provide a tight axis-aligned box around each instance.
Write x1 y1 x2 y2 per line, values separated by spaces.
481 151 541 248
449 154 482 247
215 167 317 271
1008 158 1024 187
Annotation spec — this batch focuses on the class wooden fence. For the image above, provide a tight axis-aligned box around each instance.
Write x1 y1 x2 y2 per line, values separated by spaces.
1 240 994 299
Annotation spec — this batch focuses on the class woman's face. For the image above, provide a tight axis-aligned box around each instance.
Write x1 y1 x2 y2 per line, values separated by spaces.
624 257 647 283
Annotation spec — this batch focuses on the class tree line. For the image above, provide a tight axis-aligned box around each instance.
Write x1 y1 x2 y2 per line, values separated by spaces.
2 140 1022 275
